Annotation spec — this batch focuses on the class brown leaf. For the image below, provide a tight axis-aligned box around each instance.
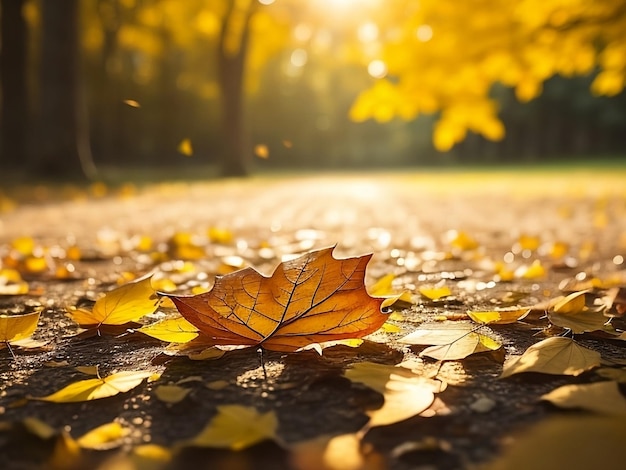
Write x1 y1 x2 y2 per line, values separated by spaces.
165 247 386 352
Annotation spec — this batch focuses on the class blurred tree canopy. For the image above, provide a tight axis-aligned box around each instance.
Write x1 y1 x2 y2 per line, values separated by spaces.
0 0 624 179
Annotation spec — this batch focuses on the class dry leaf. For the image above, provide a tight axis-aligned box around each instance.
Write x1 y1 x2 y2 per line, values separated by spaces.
154 385 191 404
345 362 440 427
399 323 502 361
0 311 40 343
540 381 626 415
289 433 385 470
139 316 199 343
166 247 386 352
22 417 56 439
467 308 530 325
500 337 601 378
30 370 152 403
547 289 608 334
67 277 158 333
420 333 502 361
181 405 279 450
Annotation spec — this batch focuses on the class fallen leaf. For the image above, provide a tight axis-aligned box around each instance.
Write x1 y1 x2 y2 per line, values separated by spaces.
30 370 152 403
67 277 158 333
166 247 387 352
181 405 279 450
139 316 199 343
162 334 226 361
345 362 441 427
481 415 625 470
75 365 99 376
154 385 191 404
22 417 57 439
500 337 601 378
0 268 29 295
595 367 626 382
540 381 626 415
418 285 452 301
420 333 502 361
289 433 385 470
76 422 128 450
49 432 82 470
0 311 40 343
467 308 530 325
547 291 608 333
123 99 141 108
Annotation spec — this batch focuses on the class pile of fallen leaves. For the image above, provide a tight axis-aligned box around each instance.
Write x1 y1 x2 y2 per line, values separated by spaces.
2 175 626 469
1 240 625 468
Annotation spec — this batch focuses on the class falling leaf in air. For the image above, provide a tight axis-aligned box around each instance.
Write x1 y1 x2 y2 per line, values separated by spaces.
500 337 601 378
139 316 199 343
345 362 442 427
467 307 530 325
180 405 279 450
254 144 270 159
177 138 193 156
30 370 152 403
165 247 387 352
540 381 626 415
123 99 141 108
66 277 158 337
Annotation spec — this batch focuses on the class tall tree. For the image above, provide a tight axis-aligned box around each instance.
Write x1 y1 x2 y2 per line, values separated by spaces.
0 0 29 171
37 0 96 179
216 0 258 176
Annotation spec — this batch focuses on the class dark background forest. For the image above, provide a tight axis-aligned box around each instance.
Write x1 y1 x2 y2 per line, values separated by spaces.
1 0 625 181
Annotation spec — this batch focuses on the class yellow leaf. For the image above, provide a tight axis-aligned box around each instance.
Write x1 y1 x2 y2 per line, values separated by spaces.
254 144 269 159
182 405 278 450
177 138 193 156
368 273 396 296
49 432 82 470
515 260 545 279
67 276 158 327
75 365 99 376
76 422 128 450
500 337 601 378
447 230 478 250
31 370 152 403
553 290 588 314
154 385 191 404
540 381 626 416
22 417 57 439
0 311 40 342
345 362 440 427
418 285 452 300
123 99 141 108
139 317 199 343
420 333 501 361
481 415 626 470
467 308 530 325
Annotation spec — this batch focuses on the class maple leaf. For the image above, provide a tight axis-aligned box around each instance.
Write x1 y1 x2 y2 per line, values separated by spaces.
165 247 387 352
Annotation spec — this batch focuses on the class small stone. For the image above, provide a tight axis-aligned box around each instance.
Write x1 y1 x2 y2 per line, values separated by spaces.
470 396 496 413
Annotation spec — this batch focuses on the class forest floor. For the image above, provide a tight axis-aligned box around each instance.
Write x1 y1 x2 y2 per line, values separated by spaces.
1 168 625 470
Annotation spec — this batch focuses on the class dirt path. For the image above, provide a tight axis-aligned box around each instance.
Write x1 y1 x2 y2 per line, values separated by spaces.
1 170 625 469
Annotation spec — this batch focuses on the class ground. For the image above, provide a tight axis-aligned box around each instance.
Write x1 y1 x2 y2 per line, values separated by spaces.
0 169 625 470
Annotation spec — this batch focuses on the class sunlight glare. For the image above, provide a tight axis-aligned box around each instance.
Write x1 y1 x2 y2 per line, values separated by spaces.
368 59 387 79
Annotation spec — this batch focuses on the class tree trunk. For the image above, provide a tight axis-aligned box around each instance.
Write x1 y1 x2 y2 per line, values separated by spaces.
216 0 257 177
0 0 29 171
37 0 96 180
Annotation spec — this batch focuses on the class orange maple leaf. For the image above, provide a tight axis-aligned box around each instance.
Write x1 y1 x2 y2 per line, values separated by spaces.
165 247 387 352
